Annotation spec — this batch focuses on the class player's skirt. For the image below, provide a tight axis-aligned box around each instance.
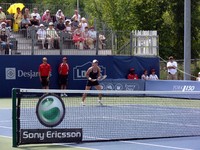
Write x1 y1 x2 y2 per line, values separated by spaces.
86 80 99 86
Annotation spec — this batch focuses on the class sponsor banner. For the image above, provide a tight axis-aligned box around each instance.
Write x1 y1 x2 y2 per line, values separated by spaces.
100 79 145 91
20 128 82 144
0 55 159 97
145 80 200 99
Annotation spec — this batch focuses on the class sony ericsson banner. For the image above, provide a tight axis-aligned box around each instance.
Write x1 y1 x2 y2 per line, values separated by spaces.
20 128 82 144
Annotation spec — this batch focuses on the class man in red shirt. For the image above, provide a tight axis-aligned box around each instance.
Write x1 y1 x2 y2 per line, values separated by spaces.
127 68 138 80
58 57 69 96
38 57 51 89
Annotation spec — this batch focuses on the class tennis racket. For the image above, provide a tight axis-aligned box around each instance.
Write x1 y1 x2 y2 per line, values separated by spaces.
95 75 107 81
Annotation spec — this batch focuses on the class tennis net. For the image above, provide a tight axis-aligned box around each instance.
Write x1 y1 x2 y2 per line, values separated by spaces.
12 88 200 147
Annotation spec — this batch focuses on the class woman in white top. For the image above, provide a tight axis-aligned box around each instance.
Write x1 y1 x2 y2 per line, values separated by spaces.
149 69 159 80
141 69 149 80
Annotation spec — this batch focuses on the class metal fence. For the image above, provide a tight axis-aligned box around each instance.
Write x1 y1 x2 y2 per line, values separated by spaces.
0 28 159 56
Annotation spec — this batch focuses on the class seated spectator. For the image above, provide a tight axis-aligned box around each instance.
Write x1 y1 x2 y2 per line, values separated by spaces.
37 24 48 49
99 34 106 49
31 8 41 21
88 26 97 49
83 26 93 49
56 9 65 22
72 24 84 49
21 14 31 29
14 7 23 26
0 7 6 23
42 10 52 23
79 17 88 32
56 17 65 31
0 22 11 37
149 69 159 80
196 72 200 81
71 9 81 22
127 68 139 80
0 28 13 54
46 22 60 49
65 19 72 34
24 8 31 20
141 69 149 80
30 15 39 27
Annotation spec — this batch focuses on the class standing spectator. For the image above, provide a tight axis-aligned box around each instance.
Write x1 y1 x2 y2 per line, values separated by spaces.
167 56 178 80
42 10 52 23
14 7 23 30
58 57 70 97
37 24 48 49
141 69 149 80
46 22 60 49
127 68 138 80
196 72 200 81
55 9 65 22
31 8 41 21
149 69 159 80
38 57 51 89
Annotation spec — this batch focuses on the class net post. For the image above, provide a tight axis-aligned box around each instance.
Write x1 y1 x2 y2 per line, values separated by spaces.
12 88 20 147
12 88 17 147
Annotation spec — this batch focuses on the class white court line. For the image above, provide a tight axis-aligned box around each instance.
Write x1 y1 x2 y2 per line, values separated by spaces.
0 120 11 123
0 135 12 138
56 143 100 150
0 126 12 129
0 108 11 110
122 141 194 150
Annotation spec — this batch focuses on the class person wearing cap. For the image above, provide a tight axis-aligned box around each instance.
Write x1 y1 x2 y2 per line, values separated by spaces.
81 59 103 106
167 56 178 80
46 22 60 49
31 8 41 21
65 19 72 33
0 22 11 37
127 68 139 80
196 72 200 81
42 10 52 22
149 69 159 80
58 57 70 96
0 28 13 54
38 57 52 89
56 9 65 22
30 15 39 26
37 24 48 49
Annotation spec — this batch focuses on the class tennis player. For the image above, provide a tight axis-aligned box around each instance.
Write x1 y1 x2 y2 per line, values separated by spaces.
58 57 69 97
38 57 51 89
81 59 103 106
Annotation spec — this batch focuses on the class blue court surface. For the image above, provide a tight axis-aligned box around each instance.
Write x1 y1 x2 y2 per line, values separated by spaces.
1 107 200 150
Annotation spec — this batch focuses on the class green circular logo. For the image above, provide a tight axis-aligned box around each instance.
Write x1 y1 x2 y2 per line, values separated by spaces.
36 94 65 127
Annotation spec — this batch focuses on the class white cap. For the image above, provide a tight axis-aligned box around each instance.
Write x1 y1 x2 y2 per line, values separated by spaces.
92 59 98 63
49 22 53 26
40 24 44 27
1 22 6 25
198 72 200 75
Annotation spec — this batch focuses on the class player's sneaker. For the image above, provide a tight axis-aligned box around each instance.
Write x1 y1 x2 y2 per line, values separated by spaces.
81 102 85 106
98 99 103 106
